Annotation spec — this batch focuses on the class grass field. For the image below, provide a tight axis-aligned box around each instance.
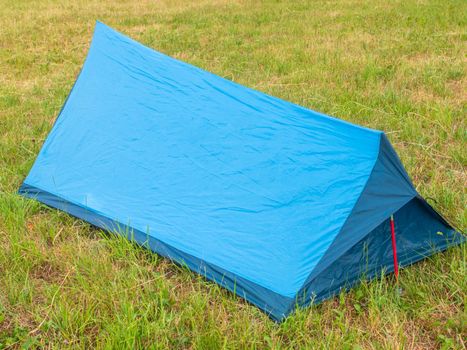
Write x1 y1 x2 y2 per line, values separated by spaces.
0 0 466 348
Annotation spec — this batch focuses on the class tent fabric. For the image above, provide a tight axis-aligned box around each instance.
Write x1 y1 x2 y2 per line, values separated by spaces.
19 21 465 321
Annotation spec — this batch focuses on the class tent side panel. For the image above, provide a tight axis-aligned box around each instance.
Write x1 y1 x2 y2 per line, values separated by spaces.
293 197 464 310
18 183 294 321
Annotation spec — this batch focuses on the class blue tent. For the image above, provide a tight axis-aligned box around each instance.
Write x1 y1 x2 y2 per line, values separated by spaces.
19 22 464 321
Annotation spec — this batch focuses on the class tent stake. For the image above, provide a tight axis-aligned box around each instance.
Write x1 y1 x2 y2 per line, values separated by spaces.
390 214 399 280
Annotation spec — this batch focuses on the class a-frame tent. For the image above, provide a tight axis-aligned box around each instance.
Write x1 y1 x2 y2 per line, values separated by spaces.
19 22 464 321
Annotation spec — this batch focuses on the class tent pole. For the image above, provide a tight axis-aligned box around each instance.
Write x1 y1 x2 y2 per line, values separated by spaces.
390 214 399 280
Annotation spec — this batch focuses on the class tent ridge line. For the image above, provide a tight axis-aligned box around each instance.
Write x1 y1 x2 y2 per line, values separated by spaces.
95 21 382 135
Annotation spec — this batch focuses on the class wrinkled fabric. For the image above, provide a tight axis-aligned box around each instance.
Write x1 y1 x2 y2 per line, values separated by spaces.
19 21 464 321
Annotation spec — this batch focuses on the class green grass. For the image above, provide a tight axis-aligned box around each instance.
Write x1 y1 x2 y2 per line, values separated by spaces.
0 0 466 348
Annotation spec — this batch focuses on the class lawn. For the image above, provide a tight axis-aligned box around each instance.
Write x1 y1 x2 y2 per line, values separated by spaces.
0 0 466 348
